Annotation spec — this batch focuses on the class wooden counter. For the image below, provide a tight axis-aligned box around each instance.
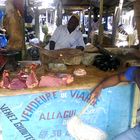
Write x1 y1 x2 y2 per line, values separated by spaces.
0 65 125 97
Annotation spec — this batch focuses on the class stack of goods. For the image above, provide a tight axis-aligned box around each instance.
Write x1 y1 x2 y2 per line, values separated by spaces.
82 44 100 66
40 48 84 65
93 54 120 71
93 45 120 71
39 48 84 72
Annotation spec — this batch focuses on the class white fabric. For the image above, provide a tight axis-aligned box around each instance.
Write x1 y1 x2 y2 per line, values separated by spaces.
45 25 85 50
67 116 107 140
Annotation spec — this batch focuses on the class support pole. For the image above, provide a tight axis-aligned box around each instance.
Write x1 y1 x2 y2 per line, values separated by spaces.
104 7 109 31
56 0 63 26
112 0 124 46
34 7 40 39
98 0 104 45
82 10 85 34
87 1 92 42
133 0 140 49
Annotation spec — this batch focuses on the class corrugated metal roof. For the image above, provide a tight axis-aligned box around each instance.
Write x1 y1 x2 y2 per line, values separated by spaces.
58 0 134 15
60 0 133 9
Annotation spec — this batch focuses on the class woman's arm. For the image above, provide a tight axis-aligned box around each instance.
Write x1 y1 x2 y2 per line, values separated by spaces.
90 72 128 103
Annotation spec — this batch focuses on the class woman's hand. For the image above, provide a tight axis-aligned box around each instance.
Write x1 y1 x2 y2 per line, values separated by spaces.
89 86 102 105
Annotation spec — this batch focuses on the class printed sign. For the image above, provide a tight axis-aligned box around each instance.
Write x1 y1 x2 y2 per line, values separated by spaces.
0 84 134 140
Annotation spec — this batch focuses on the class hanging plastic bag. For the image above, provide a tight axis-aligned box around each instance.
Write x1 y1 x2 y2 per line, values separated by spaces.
0 35 8 48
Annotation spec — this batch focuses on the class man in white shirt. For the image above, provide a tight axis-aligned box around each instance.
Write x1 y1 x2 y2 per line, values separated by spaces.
47 14 85 51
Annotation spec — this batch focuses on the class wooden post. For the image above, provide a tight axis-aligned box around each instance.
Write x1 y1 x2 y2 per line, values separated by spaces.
112 7 119 46
4 0 25 58
56 0 63 26
46 10 48 24
82 10 85 34
13 0 26 59
131 85 140 127
112 0 124 46
104 7 109 31
133 0 140 48
87 1 92 42
98 0 104 45
34 7 40 39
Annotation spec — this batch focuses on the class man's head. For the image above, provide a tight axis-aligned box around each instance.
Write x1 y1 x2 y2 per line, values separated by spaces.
67 14 80 32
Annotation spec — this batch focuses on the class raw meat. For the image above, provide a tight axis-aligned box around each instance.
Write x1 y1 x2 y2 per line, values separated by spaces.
39 75 66 87
9 70 27 90
73 68 87 76
0 70 10 88
26 64 38 88
39 74 74 87
9 78 27 90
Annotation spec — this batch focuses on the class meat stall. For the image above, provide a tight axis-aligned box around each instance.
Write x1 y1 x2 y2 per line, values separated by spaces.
0 65 138 140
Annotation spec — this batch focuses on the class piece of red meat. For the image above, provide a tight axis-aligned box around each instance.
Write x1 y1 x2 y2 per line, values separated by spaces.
57 73 74 84
17 70 28 82
0 70 10 89
9 78 27 90
26 65 38 88
9 70 28 90
39 75 67 87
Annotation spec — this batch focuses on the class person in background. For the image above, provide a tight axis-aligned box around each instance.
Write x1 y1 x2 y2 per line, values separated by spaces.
24 7 35 43
46 14 85 51
90 66 140 140
42 25 51 45
90 17 100 45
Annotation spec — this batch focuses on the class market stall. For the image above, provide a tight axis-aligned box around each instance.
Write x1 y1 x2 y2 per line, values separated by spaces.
0 0 140 140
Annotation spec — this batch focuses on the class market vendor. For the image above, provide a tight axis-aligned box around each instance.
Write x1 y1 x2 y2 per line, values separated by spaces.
90 66 140 140
45 14 85 51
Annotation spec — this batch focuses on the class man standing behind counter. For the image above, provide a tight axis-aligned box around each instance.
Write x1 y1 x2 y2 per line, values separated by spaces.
46 14 85 51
